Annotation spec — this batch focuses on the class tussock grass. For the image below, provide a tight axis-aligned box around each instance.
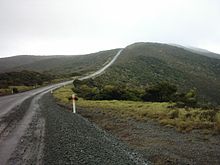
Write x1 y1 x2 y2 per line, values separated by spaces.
0 88 12 95
53 85 73 104
216 112 220 132
53 85 220 133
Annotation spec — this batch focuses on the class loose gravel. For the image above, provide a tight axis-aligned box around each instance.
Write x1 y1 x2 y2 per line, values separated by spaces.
41 93 149 165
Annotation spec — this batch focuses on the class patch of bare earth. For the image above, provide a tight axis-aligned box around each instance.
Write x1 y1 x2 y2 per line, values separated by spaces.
77 107 220 165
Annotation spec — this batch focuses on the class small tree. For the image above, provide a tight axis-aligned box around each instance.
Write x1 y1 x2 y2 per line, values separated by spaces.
183 89 197 107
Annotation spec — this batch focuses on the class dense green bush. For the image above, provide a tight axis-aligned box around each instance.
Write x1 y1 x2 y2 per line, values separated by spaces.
73 79 143 101
142 82 177 102
0 70 54 87
73 79 200 108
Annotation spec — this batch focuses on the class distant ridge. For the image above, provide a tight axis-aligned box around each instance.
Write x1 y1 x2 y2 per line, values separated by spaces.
170 44 220 59
0 49 120 74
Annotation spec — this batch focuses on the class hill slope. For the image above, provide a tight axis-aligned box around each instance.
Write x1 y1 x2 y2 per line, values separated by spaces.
94 42 220 104
0 49 120 75
1 43 220 104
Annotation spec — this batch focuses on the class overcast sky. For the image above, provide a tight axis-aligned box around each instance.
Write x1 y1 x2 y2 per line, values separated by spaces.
0 0 220 57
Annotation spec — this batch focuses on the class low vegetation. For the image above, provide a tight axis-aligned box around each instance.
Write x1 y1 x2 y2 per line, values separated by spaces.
0 70 55 86
0 85 34 95
53 85 220 133
0 70 63 95
53 85 74 104
73 79 199 108
78 100 220 132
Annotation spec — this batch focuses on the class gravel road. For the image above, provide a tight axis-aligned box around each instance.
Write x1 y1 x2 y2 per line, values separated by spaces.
0 81 73 165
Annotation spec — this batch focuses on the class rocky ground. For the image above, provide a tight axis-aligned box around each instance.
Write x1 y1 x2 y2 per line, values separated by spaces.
77 107 220 165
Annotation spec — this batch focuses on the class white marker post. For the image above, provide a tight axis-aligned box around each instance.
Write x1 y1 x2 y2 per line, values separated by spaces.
72 94 76 113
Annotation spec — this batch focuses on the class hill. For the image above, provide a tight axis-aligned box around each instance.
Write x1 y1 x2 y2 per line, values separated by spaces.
1 43 220 104
0 49 120 75
94 42 220 104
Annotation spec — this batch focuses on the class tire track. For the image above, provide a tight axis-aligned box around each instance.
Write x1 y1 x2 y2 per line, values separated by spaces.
0 90 52 165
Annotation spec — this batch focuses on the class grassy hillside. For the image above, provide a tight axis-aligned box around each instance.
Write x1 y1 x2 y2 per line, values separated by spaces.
94 42 220 104
0 49 120 75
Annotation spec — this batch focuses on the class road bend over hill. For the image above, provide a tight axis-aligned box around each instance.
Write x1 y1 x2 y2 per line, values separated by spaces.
78 49 123 80
0 49 149 164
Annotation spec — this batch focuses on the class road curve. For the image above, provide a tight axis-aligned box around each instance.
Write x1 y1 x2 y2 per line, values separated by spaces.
0 48 123 121
0 81 72 118
79 49 123 80
0 49 125 164
0 81 73 165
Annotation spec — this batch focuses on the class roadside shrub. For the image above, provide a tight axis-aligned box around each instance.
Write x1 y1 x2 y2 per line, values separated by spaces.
199 110 216 122
175 89 198 108
73 79 143 101
168 110 179 119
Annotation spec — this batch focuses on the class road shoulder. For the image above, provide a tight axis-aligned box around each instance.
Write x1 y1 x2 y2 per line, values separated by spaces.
41 93 149 165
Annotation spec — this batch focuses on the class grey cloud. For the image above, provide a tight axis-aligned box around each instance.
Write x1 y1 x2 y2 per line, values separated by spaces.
0 0 220 57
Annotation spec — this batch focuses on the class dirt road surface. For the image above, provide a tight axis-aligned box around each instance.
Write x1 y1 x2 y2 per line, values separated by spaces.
0 81 72 164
